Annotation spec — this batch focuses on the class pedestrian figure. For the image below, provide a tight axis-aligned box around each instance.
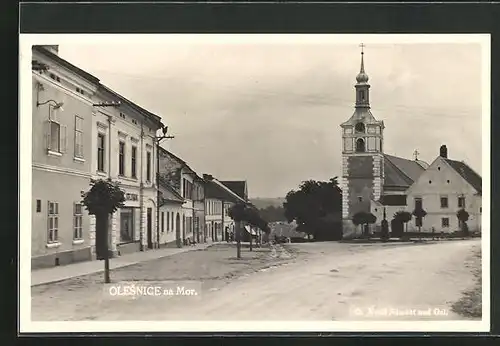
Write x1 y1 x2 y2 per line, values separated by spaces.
225 227 230 243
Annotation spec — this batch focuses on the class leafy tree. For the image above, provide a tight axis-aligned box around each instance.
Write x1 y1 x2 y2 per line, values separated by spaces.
283 177 341 239
394 211 412 236
457 208 470 237
81 179 125 283
412 207 428 236
352 211 377 238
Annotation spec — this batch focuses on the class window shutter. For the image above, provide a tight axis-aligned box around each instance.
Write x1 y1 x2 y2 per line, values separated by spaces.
45 120 52 150
60 125 67 153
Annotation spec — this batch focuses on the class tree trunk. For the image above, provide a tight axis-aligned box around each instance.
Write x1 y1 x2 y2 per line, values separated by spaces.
249 230 253 251
236 221 241 259
95 212 111 283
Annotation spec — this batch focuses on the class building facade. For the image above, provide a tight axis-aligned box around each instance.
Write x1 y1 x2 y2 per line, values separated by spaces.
405 146 482 233
90 85 164 256
31 45 99 268
158 148 204 245
205 197 223 242
158 176 184 247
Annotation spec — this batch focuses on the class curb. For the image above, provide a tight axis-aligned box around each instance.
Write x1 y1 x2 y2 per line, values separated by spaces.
31 243 220 287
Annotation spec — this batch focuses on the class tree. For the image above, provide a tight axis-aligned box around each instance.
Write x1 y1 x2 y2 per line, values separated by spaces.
380 207 390 242
81 179 125 283
394 211 412 237
352 211 377 238
412 207 428 239
457 208 470 237
228 203 246 259
283 177 342 239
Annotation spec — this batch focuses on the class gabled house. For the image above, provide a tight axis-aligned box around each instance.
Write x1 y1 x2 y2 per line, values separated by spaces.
158 176 185 247
204 175 249 242
158 148 204 245
405 145 482 233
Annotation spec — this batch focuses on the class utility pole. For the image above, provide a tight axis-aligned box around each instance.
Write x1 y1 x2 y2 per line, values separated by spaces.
155 126 175 248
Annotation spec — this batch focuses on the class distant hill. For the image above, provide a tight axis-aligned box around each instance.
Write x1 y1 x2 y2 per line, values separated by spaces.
250 197 286 210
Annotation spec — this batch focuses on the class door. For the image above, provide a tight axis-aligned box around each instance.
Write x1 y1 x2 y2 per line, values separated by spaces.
147 208 153 249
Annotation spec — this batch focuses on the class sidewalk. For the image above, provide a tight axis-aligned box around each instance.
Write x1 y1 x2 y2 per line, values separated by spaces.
31 242 220 287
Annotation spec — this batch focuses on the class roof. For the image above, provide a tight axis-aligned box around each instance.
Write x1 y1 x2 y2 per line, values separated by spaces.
99 84 163 128
383 154 426 189
205 178 248 204
159 147 202 180
32 45 100 85
33 46 163 129
444 159 482 195
340 108 384 128
378 194 407 206
220 181 248 200
158 176 184 203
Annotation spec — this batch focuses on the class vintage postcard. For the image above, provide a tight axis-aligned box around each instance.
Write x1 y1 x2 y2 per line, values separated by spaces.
19 34 490 333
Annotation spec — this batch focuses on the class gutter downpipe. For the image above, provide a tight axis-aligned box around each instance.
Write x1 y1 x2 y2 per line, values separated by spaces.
106 114 115 256
139 121 145 251
156 139 161 248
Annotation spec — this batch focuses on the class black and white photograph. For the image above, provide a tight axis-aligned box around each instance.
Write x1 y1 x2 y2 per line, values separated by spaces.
19 34 490 333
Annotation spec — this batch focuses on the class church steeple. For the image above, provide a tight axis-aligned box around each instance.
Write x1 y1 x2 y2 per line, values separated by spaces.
355 43 370 109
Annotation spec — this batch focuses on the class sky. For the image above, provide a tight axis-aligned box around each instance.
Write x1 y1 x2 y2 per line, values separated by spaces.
58 38 483 198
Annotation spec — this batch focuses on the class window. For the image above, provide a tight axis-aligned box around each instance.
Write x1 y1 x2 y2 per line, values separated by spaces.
440 196 448 209
414 197 423 210
49 73 60 82
74 203 83 240
458 196 466 208
171 212 174 231
46 107 67 153
166 212 170 231
97 133 105 172
161 212 165 232
357 196 363 202
355 122 365 133
120 208 134 242
36 199 41 213
355 138 365 152
74 115 84 158
480 207 482 213
146 151 152 181
47 201 59 243
118 141 125 176
131 146 137 178
441 218 450 228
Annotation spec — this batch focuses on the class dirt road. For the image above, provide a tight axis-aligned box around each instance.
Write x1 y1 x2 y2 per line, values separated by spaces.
91 239 481 321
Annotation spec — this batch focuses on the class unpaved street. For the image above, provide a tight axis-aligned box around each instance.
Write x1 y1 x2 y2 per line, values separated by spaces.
32 240 481 321
127 240 481 321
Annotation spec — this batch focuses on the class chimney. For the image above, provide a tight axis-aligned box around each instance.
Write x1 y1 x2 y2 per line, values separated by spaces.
203 174 213 181
439 145 448 158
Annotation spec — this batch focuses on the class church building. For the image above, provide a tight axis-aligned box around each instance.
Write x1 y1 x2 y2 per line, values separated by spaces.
340 46 429 236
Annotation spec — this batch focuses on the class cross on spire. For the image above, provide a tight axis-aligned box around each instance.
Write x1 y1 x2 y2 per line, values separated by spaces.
413 149 420 161
359 43 365 54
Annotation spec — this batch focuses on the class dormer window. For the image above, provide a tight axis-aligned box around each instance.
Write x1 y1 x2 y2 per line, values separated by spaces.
355 122 365 133
49 73 60 82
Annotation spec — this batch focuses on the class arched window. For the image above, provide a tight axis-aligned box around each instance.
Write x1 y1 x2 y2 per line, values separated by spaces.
355 122 365 133
356 138 366 152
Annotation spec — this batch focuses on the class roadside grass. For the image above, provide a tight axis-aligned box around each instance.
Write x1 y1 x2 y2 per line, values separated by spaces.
451 248 482 318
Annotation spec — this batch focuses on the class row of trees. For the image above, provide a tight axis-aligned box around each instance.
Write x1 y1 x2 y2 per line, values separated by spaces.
227 203 271 258
352 207 471 240
81 179 272 283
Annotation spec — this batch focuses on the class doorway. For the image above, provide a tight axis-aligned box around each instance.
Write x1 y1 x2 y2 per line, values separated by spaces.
147 208 153 249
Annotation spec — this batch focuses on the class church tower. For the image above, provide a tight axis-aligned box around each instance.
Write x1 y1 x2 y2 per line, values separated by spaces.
340 45 385 230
